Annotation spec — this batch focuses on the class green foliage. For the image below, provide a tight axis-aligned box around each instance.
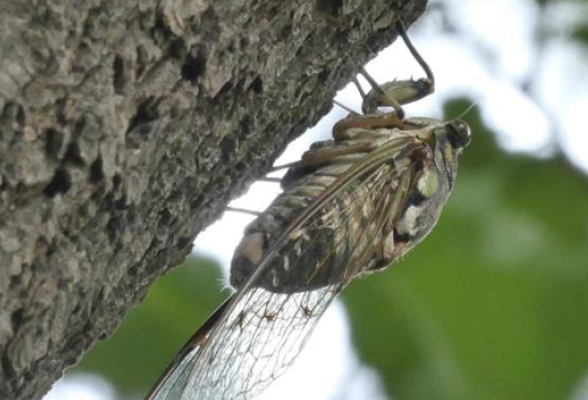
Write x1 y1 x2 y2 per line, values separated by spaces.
343 99 588 400
572 23 588 46
73 257 228 396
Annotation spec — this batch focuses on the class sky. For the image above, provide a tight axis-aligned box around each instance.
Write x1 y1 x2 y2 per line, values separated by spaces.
45 0 588 399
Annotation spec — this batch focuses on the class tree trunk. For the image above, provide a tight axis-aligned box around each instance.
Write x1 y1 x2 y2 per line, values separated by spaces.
0 0 426 398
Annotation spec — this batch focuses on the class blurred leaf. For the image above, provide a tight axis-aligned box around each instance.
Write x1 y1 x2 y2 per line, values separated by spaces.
71 256 227 397
571 24 588 46
344 99 588 400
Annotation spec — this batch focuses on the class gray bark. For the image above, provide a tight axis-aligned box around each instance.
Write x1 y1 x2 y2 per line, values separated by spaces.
0 0 427 399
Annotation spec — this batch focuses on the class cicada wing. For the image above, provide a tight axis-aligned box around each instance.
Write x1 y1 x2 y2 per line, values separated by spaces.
146 135 422 400
145 299 232 400
145 273 342 399
146 346 200 400
183 285 340 400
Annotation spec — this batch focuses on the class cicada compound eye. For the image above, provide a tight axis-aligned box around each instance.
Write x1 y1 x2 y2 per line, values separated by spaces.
446 119 471 150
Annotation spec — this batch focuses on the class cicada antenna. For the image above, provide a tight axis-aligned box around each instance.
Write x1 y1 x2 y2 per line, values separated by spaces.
451 96 486 121
455 100 479 120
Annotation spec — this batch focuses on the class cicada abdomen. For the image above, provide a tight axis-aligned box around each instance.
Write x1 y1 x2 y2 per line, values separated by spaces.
145 21 471 400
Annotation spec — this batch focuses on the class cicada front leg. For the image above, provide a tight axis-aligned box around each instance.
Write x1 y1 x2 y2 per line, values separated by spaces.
334 20 435 138
361 21 435 113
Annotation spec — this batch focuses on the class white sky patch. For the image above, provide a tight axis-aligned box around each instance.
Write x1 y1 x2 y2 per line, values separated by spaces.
445 0 539 80
482 80 552 154
535 39 588 172
44 374 117 400
570 370 588 400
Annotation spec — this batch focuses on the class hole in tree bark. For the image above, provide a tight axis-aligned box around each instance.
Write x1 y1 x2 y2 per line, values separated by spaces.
89 157 104 183
3 101 25 125
249 76 263 93
127 97 159 134
112 54 125 94
240 115 252 134
316 0 342 16
45 128 63 158
169 38 187 59
181 48 206 82
64 141 85 166
44 168 71 197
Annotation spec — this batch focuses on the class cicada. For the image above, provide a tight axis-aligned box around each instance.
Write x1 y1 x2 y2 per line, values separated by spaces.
146 21 471 400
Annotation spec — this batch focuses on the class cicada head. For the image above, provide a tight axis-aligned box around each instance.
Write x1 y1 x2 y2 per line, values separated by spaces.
445 119 472 152
432 118 471 187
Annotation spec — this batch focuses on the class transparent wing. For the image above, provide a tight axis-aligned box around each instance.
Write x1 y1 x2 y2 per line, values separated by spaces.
147 134 423 400
147 287 338 400
185 286 339 400
149 346 200 400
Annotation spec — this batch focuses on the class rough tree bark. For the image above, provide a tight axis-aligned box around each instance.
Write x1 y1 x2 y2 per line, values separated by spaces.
0 0 427 399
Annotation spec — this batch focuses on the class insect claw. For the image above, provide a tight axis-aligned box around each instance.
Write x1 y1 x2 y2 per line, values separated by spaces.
226 207 262 216
270 161 300 172
259 177 282 183
333 99 360 115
